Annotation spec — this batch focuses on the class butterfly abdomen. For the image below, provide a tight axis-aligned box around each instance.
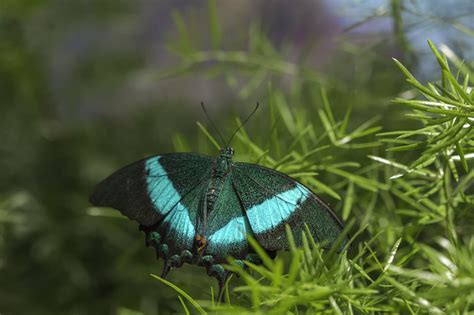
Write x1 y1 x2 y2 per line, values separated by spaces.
206 176 228 210
206 189 217 212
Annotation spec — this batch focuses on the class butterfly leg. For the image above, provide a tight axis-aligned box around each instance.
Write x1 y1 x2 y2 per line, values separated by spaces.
205 263 229 302
217 272 230 303
195 255 228 300
160 262 171 278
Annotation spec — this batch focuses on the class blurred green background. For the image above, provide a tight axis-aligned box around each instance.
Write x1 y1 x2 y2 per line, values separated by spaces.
0 1 472 314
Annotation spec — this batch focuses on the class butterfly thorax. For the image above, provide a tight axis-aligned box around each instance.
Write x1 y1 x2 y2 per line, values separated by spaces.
206 148 234 212
213 150 233 176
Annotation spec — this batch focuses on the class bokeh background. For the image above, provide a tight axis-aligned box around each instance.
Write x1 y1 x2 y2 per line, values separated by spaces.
1 0 473 314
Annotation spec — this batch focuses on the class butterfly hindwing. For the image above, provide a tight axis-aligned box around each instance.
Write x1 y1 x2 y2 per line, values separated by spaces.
204 176 253 262
233 162 345 251
90 153 212 255
145 156 212 255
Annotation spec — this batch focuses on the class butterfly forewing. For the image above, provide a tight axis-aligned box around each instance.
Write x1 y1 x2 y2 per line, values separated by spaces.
90 153 213 254
232 162 345 251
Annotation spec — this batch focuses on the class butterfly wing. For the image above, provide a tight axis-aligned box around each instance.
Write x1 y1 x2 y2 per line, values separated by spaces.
232 162 345 251
90 153 212 255
204 175 253 263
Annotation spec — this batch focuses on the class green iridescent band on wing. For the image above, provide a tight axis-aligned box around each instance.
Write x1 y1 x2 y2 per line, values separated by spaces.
233 162 345 251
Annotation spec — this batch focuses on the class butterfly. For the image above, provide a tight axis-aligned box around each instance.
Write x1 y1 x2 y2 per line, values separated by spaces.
89 105 346 298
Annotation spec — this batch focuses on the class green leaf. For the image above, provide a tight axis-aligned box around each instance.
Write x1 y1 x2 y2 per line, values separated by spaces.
306 177 341 200
326 166 388 192
342 181 354 220
197 121 221 150
151 275 207 315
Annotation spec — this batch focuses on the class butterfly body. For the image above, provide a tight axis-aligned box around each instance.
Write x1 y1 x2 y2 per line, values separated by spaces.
199 148 234 243
90 147 345 295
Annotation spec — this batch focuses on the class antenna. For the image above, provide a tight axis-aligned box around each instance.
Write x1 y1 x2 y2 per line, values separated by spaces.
226 102 260 147
200 102 226 147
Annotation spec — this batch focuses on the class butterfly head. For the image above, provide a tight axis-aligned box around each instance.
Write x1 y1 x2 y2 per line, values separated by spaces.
219 147 234 159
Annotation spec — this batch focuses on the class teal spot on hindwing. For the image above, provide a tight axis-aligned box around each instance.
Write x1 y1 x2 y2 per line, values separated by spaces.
208 216 248 246
246 184 310 233
145 157 195 242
